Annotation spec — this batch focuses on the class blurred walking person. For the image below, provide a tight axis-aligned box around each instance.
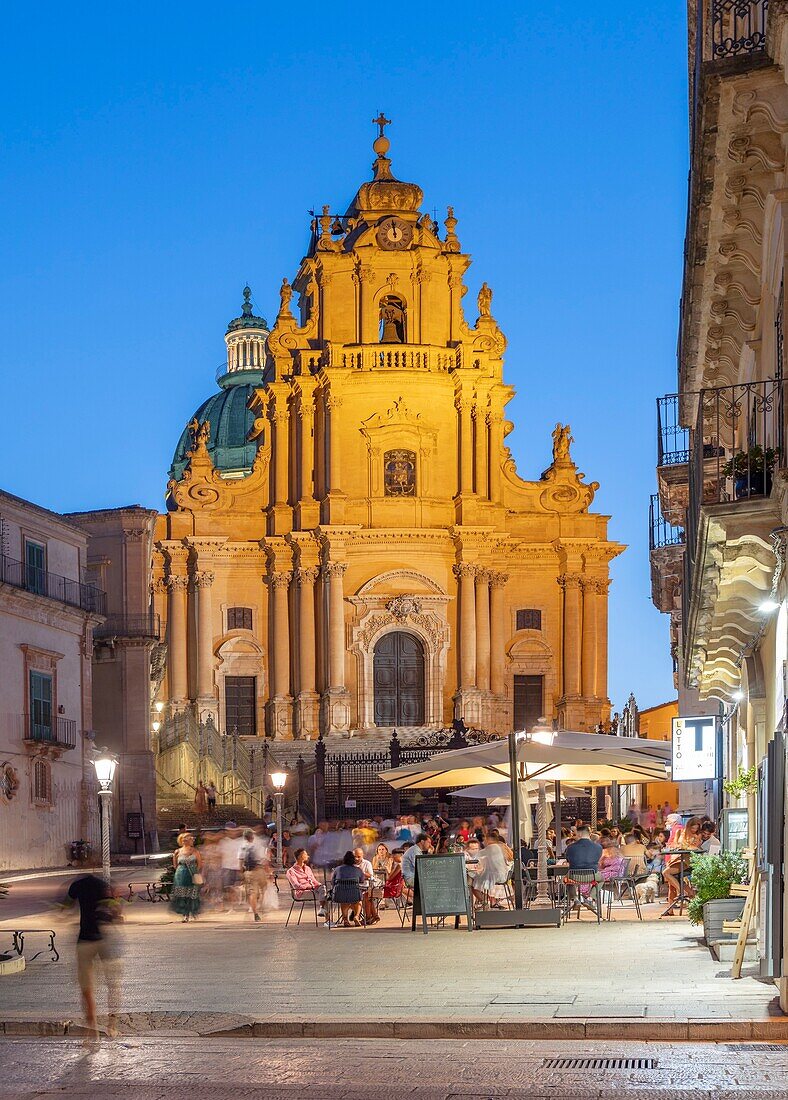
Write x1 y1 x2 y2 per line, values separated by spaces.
170 833 203 922
238 827 270 922
67 874 124 1046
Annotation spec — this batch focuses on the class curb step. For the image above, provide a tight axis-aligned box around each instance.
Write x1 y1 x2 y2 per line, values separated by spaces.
2 1016 787 1041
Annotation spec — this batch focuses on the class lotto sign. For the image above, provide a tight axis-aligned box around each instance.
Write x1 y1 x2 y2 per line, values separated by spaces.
671 715 718 781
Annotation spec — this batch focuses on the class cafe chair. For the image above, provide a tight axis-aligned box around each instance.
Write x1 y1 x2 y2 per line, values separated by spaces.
600 859 642 921
285 886 321 928
562 869 603 923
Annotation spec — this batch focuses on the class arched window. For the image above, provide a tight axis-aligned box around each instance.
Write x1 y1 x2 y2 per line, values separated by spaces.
33 758 52 804
379 295 406 343
227 607 253 631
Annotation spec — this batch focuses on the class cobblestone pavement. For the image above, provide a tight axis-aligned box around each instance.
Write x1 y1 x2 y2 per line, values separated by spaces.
0 1036 787 1098
0 910 780 1027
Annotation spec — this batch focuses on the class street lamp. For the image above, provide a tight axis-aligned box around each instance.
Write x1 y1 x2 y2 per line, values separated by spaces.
270 770 287 867
92 750 118 884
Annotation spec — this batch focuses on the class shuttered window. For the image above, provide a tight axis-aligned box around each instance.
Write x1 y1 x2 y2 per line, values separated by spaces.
25 540 46 596
33 758 52 804
29 671 53 740
516 608 542 631
227 607 253 631
225 676 256 736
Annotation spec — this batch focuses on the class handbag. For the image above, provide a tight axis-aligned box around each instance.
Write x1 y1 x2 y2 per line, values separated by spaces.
192 873 204 885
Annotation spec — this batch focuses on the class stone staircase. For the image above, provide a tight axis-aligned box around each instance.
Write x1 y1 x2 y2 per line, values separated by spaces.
156 798 263 837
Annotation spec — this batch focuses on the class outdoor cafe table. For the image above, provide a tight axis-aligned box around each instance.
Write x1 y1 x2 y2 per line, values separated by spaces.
660 848 696 918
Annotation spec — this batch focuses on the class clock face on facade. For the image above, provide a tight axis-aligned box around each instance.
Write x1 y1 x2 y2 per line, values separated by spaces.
377 216 413 251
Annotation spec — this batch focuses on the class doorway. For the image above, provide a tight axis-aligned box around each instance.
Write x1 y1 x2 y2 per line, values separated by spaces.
373 631 425 726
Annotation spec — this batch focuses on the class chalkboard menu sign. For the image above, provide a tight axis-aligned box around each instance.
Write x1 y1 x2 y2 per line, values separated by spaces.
411 854 474 934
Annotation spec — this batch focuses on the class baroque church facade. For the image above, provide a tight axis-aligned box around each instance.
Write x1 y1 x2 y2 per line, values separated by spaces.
152 119 623 743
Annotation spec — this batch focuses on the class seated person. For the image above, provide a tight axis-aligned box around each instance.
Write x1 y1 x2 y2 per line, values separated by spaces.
382 852 404 904
700 821 721 854
286 848 328 921
598 835 627 878
644 843 664 875
401 833 433 894
565 826 602 869
620 831 648 877
331 850 365 926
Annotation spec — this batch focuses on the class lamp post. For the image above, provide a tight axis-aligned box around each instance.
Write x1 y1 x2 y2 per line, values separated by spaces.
92 750 118 884
270 770 287 867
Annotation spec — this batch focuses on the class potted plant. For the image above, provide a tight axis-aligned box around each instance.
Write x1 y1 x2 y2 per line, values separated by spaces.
723 765 757 799
721 445 779 499
687 850 748 944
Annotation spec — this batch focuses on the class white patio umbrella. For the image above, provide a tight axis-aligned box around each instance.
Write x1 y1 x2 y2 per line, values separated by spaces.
380 729 671 914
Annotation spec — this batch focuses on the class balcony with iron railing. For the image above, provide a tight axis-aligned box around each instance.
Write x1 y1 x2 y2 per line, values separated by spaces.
22 715 78 750
681 376 785 691
0 555 106 616
686 376 785 557
93 612 161 642
649 494 686 616
649 494 685 552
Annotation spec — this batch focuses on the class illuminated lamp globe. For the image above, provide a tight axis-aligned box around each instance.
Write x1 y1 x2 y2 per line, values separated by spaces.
270 771 287 791
93 751 118 792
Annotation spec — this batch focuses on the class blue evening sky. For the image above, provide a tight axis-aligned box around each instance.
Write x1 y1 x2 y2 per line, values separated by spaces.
0 2 687 713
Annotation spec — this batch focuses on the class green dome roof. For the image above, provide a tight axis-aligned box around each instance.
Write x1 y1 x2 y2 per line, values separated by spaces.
169 377 262 488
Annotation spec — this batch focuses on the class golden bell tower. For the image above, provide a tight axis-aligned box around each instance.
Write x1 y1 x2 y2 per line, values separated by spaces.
155 118 623 743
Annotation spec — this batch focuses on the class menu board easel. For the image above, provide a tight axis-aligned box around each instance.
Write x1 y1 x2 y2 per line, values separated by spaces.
411 853 474 934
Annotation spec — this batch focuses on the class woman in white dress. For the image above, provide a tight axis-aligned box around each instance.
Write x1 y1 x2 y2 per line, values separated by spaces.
471 830 513 910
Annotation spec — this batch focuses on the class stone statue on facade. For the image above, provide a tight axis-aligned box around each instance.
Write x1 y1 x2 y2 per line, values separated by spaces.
477 282 493 318
551 423 573 463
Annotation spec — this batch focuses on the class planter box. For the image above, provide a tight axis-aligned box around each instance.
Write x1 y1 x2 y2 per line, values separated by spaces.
702 897 745 945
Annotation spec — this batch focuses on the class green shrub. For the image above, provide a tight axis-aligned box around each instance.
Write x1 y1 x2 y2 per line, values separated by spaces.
687 850 748 926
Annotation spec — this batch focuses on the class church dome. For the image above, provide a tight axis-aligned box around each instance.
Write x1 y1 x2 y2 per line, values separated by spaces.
168 381 260 484
168 287 268 486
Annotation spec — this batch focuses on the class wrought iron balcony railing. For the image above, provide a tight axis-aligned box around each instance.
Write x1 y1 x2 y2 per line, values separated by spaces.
687 376 785 556
93 612 161 641
649 494 685 552
23 715 78 750
709 0 769 61
0 555 106 616
657 395 690 466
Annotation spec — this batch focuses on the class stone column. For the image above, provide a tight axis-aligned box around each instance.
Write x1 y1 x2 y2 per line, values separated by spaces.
162 576 188 704
274 405 290 505
165 575 189 706
488 413 503 503
295 566 320 738
322 560 351 734
193 569 215 703
296 384 319 528
456 397 474 496
593 578 610 708
474 405 488 498
582 579 601 700
454 563 477 690
560 573 583 709
475 569 491 692
324 394 346 523
267 570 293 739
489 571 508 696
